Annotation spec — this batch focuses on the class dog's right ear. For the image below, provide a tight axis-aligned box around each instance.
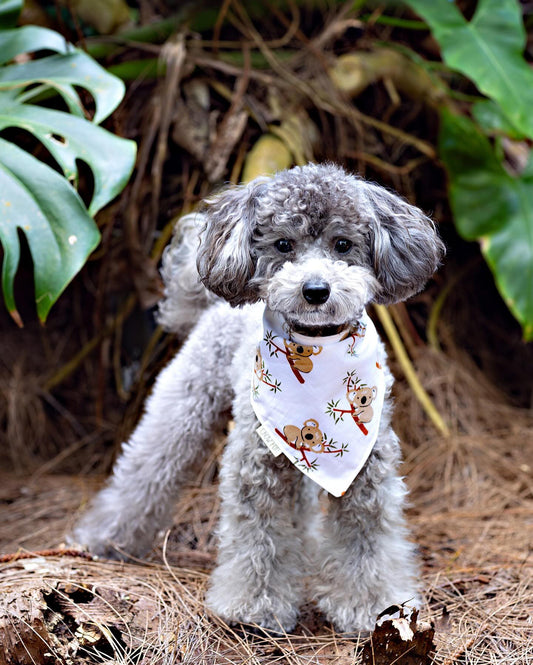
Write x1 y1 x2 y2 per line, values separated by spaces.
362 181 445 305
197 178 268 306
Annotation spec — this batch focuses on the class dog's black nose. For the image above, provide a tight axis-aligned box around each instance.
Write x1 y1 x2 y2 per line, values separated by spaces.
302 281 330 305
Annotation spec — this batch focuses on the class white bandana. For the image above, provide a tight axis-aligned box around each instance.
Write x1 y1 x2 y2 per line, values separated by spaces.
251 307 386 497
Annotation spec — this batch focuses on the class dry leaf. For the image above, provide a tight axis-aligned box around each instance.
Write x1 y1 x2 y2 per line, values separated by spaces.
361 605 435 665
65 0 131 34
242 134 292 182
329 49 445 106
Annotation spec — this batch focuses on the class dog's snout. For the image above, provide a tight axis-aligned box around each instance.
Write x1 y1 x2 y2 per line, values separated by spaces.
302 281 330 305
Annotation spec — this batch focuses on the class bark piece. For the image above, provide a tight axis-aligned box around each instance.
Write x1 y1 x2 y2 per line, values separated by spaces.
361 605 435 665
0 587 50 665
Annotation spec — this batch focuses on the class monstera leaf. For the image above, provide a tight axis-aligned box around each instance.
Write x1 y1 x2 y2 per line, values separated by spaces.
405 0 533 139
0 0 20 29
439 109 533 341
0 139 101 322
0 1 136 323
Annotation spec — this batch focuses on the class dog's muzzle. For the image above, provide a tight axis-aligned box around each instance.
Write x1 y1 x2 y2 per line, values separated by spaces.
302 281 330 305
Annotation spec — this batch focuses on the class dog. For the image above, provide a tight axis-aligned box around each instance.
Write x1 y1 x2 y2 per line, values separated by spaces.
73 163 444 633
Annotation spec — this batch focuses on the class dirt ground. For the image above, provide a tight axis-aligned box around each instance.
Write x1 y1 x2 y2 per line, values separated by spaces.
1 347 531 665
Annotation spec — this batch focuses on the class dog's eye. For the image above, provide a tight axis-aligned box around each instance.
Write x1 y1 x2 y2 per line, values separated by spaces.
334 238 353 254
275 238 293 253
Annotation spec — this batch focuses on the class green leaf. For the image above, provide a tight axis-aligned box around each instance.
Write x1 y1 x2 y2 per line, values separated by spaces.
439 109 533 340
0 50 125 123
0 26 70 64
0 0 22 29
0 22 136 322
405 0 533 139
0 102 136 215
0 138 101 322
472 99 525 140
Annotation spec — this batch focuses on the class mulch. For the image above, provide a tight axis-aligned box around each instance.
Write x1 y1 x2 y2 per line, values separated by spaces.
1 347 531 664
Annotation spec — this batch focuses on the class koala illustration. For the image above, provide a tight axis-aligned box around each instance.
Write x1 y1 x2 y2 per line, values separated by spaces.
353 321 367 338
283 340 322 373
283 418 325 452
254 347 263 379
346 386 377 423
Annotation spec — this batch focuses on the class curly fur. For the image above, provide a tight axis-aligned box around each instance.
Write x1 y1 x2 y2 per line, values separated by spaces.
72 163 444 633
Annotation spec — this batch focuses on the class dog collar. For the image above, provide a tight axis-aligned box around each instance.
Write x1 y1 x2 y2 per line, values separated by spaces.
251 307 386 497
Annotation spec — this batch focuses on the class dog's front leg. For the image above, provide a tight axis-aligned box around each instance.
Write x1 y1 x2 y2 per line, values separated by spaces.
313 432 421 634
72 304 240 560
206 413 305 633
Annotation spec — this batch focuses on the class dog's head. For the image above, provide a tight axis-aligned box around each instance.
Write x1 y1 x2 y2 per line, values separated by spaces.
197 163 444 333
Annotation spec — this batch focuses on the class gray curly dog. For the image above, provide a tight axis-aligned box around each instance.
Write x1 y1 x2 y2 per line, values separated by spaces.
73 163 445 634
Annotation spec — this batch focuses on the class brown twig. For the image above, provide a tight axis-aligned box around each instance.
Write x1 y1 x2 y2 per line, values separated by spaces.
0 548 94 564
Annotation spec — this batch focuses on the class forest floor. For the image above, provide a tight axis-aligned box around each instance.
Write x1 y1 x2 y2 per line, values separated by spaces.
2 4 532 663
1 347 531 665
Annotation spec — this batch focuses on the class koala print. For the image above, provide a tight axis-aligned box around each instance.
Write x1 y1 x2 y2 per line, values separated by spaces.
283 340 322 374
254 347 263 379
253 346 282 394
283 418 325 453
346 386 377 423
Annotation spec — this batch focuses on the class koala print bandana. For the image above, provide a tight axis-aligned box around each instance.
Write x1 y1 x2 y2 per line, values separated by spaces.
251 307 386 497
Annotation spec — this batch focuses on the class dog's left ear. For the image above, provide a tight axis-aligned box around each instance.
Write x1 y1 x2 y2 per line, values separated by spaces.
363 182 445 304
197 177 268 306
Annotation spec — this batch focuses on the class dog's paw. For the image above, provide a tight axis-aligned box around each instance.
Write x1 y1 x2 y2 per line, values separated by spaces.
208 595 299 634
220 609 298 635
319 594 422 634
317 593 383 633
228 619 293 640
69 509 150 561
67 526 130 561
206 554 304 634
68 536 127 561
206 579 299 634
320 602 376 634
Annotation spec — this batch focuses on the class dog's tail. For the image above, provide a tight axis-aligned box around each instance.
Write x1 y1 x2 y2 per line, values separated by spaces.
156 212 219 337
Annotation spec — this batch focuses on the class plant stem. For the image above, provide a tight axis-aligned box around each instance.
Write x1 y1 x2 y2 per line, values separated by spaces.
374 304 450 438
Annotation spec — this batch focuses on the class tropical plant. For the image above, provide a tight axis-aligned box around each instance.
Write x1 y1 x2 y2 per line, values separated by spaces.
0 0 136 324
405 0 533 341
